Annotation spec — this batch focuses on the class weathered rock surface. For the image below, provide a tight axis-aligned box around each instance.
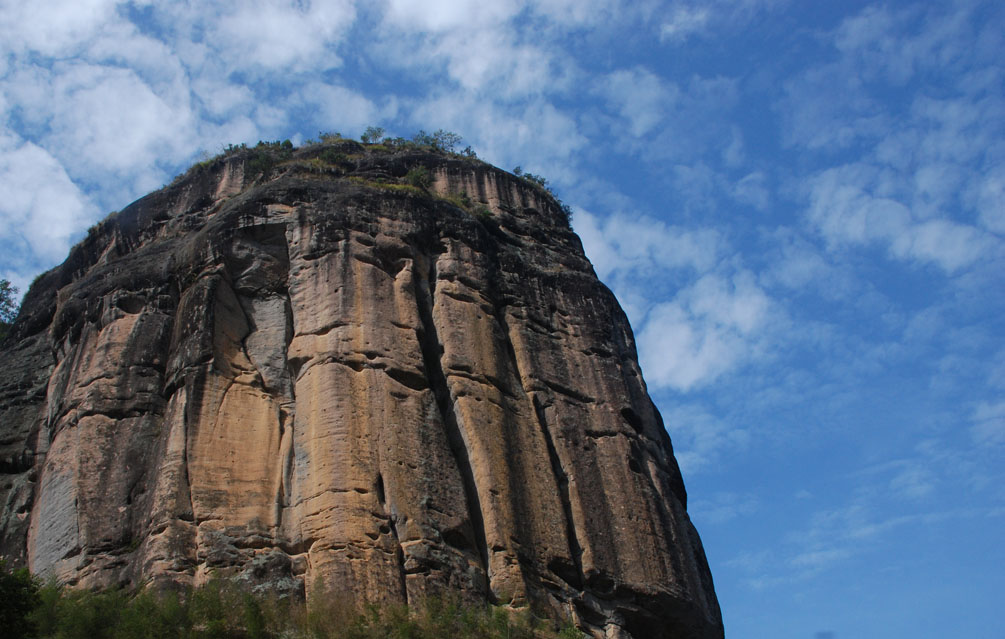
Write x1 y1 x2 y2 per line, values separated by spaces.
0 142 723 638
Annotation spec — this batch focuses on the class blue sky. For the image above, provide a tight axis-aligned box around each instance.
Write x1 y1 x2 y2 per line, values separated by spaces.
2 1 1003 637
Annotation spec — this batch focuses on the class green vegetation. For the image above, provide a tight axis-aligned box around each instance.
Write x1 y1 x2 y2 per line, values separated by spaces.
0 561 584 639
246 139 295 177
513 167 573 225
404 166 433 190
160 127 577 228
360 126 385 144
0 560 39 639
410 129 463 153
319 148 353 168
0 279 19 342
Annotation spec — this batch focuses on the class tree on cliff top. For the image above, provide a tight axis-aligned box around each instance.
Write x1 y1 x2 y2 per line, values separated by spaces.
0 279 19 342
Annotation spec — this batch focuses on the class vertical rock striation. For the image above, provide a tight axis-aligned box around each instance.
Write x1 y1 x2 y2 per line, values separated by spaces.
0 142 723 638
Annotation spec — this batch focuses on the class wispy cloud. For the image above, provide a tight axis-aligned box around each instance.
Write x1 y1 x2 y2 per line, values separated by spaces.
662 403 751 476
659 0 784 44
660 4 710 44
972 401 1005 446
689 491 759 525
781 2 1004 274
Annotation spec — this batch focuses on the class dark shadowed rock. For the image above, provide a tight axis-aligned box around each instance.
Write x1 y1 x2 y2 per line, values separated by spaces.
0 142 723 638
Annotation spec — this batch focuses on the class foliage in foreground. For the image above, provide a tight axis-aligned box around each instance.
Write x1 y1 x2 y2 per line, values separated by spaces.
0 562 585 639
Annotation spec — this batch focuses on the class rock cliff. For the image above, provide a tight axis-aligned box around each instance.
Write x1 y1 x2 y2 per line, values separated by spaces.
0 141 722 638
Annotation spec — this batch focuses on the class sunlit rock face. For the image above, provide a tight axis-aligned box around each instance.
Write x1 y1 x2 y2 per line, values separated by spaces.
0 142 723 639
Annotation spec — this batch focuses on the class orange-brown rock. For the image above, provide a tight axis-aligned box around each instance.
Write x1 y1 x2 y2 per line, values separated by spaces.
0 141 722 638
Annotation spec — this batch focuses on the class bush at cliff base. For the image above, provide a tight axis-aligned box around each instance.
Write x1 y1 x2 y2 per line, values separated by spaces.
0 564 586 639
0 559 40 639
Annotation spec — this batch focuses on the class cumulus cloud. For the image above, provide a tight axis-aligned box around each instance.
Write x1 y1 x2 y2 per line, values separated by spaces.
384 0 523 32
0 0 122 58
576 208 781 392
806 163 993 272
638 271 772 391
375 0 574 98
212 1 355 72
0 136 96 270
409 93 587 184
298 83 386 135
148 0 355 75
575 209 721 281
3 61 197 205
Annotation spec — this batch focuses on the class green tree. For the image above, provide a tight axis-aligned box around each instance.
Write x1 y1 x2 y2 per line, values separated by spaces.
361 126 386 144
431 129 463 152
412 129 464 152
405 166 433 190
1 278 19 342
0 559 40 639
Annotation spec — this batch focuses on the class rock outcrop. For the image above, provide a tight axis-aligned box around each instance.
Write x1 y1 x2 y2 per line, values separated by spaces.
0 141 722 638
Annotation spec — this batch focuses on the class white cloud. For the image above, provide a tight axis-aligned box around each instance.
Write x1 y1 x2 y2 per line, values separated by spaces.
975 165 1005 234
0 0 122 58
782 2 1004 277
789 547 852 570
299 83 385 135
780 64 888 151
575 208 779 392
660 4 710 43
604 74 739 168
575 209 720 281
972 401 1005 446
689 491 759 525
806 164 993 272
531 0 620 26
0 136 96 268
382 0 520 32
638 271 772 391
733 171 769 210
7 61 196 204
375 0 574 98
213 1 355 72
150 1 355 76
662 403 750 475
410 94 587 184
659 0 784 44
599 67 677 138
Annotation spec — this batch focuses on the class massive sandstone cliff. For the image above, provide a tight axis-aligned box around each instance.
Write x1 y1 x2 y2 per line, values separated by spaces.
0 141 722 638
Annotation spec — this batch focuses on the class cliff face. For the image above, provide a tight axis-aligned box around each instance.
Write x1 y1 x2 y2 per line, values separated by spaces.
0 142 722 639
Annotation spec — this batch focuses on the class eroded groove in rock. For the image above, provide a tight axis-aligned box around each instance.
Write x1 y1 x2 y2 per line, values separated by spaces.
0 144 723 638
412 252 490 586
531 394 584 591
378 472 409 606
